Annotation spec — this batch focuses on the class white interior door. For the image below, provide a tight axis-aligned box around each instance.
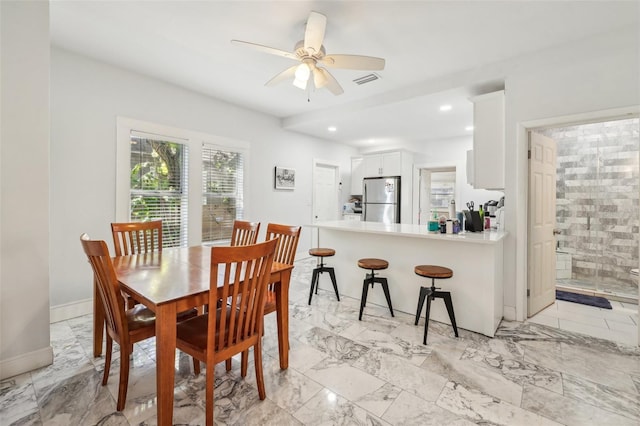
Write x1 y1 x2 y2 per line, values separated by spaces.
312 161 340 223
528 132 557 316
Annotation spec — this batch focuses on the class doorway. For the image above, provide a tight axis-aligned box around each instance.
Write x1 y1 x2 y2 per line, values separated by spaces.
312 160 340 224
528 117 640 317
543 118 639 302
418 167 456 225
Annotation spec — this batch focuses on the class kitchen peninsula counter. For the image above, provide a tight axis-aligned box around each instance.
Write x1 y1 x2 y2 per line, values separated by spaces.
309 220 506 337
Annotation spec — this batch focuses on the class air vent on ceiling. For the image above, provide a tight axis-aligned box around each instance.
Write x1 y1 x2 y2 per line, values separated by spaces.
353 73 381 85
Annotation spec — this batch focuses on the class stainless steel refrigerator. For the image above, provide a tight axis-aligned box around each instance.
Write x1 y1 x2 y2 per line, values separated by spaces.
362 176 401 223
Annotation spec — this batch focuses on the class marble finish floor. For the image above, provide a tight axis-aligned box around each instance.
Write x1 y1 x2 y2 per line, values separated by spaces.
2 257 640 425
528 296 638 347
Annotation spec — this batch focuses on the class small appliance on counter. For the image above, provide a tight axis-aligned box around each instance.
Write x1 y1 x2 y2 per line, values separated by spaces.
495 207 505 230
484 200 500 216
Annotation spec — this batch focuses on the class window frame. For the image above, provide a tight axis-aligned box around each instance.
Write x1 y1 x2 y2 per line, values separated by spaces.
116 117 250 247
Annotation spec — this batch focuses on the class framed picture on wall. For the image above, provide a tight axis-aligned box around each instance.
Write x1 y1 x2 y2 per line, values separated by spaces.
274 166 295 190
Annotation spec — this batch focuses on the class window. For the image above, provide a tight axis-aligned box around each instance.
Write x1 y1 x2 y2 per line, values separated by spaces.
202 144 245 243
129 131 189 247
117 117 250 247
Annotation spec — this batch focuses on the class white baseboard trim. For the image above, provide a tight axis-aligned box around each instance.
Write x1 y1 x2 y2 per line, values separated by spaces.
50 298 93 323
0 346 53 380
503 305 517 321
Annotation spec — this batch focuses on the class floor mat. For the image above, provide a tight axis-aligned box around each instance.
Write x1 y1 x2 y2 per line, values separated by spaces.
556 290 612 309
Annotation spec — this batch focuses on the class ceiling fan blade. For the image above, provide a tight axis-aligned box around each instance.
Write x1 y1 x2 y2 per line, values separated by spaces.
265 65 298 87
321 54 385 70
231 40 298 60
315 67 343 95
312 66 328 89
304 11 327 55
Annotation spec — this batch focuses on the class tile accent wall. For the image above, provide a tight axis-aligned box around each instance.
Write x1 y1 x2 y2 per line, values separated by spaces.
542 118 639 295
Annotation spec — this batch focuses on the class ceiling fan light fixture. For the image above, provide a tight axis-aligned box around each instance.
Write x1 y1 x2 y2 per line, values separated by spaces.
293 63 311 90
294 63 311 81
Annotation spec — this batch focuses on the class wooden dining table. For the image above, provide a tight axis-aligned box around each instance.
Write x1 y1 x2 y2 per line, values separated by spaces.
91 245 293 425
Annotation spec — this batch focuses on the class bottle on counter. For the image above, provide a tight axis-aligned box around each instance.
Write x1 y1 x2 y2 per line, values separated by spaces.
428 210 440 232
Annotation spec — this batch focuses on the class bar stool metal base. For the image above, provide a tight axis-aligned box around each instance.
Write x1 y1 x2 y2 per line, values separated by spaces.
359 272 394 321
309 248 340 305
309 265 340 305
415 281 459 344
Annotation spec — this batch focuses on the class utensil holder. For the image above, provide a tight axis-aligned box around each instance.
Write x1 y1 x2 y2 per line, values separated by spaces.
463 210 483 232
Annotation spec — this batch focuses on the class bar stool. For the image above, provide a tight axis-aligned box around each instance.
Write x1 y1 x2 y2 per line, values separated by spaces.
414 265 458 344
308 248 340 305
357 258 394 321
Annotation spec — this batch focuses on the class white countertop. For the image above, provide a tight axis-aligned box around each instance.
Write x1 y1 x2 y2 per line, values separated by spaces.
309 220 507 244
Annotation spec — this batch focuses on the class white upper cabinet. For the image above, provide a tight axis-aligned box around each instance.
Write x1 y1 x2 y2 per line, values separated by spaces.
363 151 402 177
470 90 505 190
350 157 364 195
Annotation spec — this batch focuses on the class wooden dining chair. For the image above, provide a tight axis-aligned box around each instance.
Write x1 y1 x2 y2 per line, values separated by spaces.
230 220 260 246
111 220 163 257
176 239 277 426
80 233 156 411
110 220 196 317
226 222 301 373
263 223 301 316
111 220 163 309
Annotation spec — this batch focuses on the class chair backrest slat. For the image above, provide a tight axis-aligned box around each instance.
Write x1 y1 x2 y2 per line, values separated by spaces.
265 223 301 266
230 220 260 247
111 220 163 256
208 240 277 356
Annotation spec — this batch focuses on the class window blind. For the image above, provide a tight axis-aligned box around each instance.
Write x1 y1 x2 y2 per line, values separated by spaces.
129 131 189 248
202 144 244 243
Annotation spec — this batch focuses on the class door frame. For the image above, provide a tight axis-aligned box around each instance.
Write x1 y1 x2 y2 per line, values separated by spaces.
517 106 640 321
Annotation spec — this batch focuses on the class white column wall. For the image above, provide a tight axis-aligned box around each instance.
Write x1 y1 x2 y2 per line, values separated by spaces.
0 0 53 378
506 26 640 320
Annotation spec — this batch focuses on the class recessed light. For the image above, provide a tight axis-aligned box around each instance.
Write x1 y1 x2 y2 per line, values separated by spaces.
328 126 337 132
368 139 375 144
439 104 452 112
465 125 474 131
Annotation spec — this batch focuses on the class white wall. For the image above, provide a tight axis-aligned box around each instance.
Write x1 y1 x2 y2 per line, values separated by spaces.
50 47 356 310
0 1 53 379
506 25 639 320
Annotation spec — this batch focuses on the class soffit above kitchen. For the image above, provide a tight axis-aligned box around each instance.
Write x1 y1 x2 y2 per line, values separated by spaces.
50 1 639 147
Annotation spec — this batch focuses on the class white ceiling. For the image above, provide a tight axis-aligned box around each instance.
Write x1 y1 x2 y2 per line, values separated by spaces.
50 1 639 147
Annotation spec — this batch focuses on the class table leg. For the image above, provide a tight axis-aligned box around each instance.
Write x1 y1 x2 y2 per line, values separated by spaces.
156 303 177 426
93 276 104 357
275 269 291 370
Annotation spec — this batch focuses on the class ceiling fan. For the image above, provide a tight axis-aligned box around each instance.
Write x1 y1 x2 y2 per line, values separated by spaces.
231 11 385 96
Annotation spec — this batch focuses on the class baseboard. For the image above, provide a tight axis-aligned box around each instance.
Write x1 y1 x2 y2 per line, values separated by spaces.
50 298 93 323
503 305 516 321
0 346 53 380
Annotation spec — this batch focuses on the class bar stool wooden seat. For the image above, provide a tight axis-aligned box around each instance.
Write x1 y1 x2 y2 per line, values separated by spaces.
357 258 394 320
308 248 340 304
414 265 458 344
